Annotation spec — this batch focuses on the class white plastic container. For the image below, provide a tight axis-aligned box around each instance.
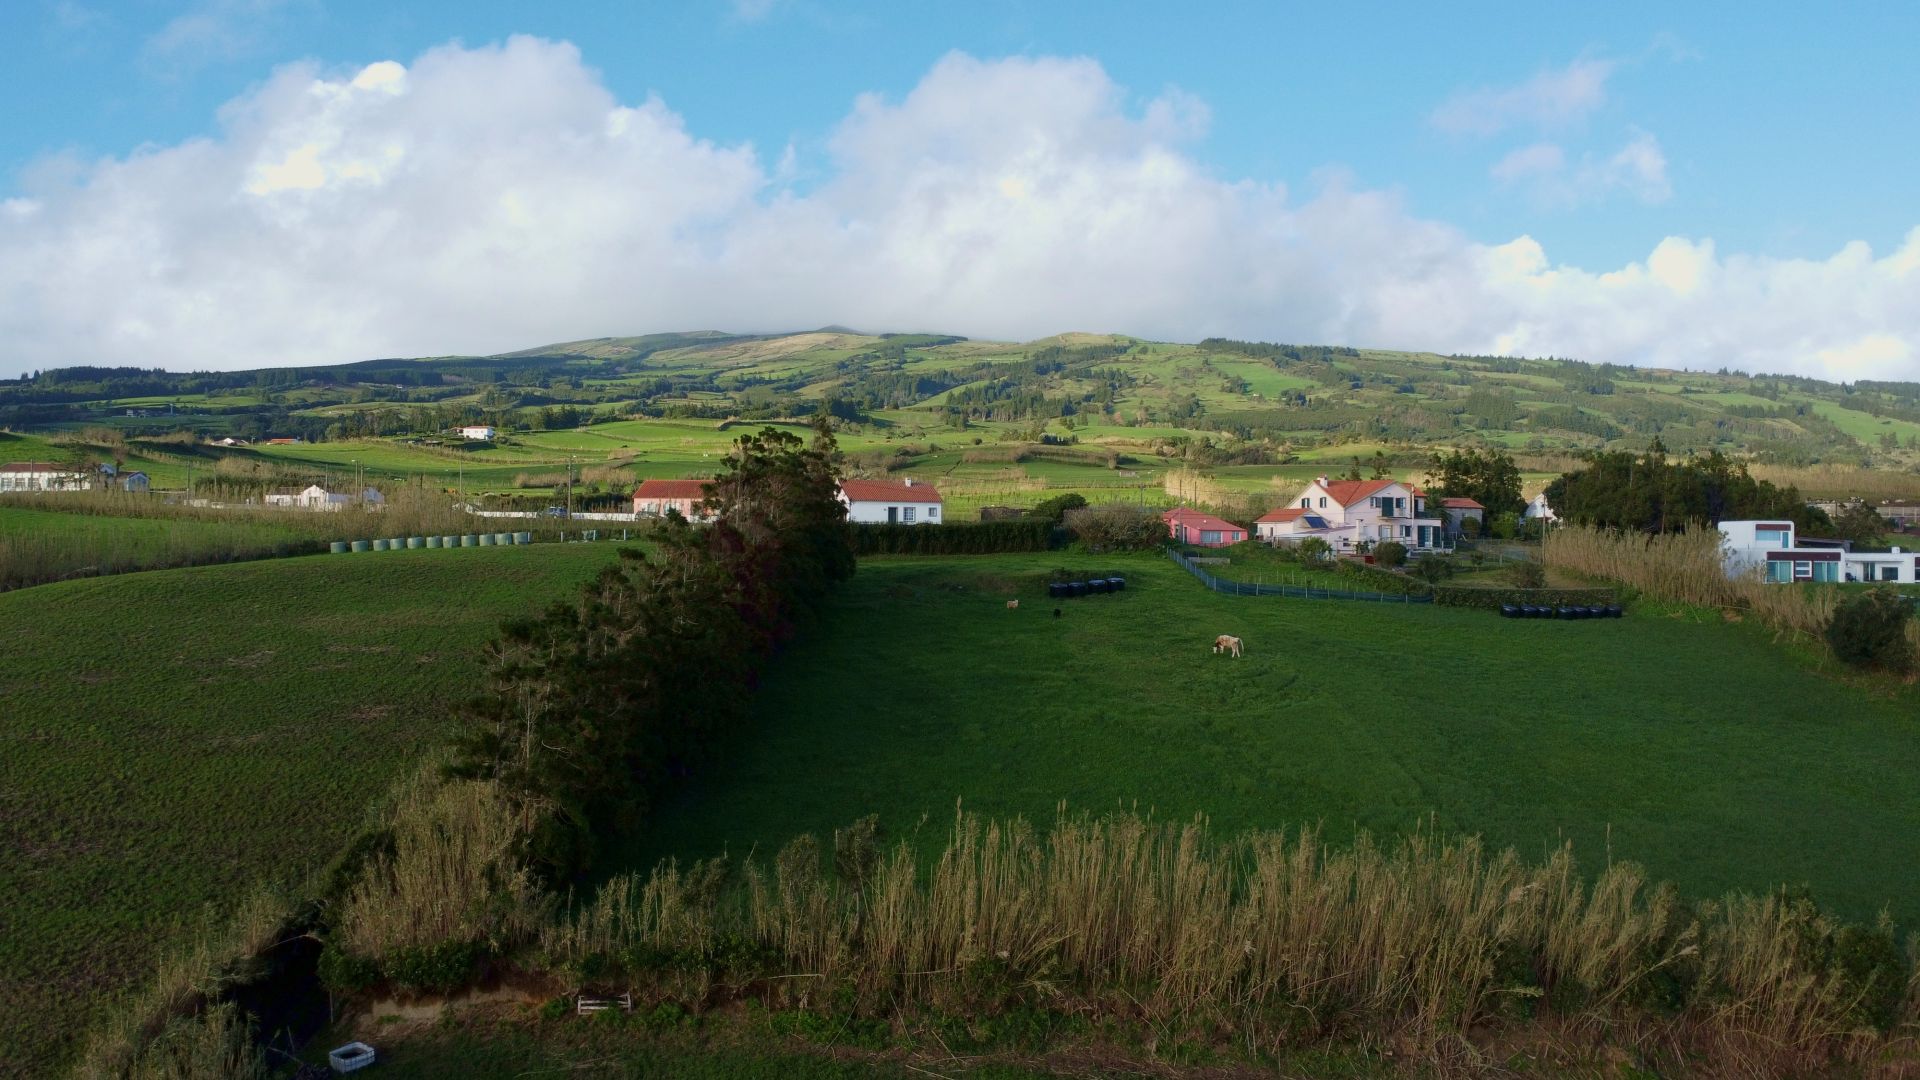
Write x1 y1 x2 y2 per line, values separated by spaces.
329 1041 376 1073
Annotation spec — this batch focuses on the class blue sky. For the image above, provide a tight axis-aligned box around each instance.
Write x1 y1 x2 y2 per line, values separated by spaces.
0 1 1915 378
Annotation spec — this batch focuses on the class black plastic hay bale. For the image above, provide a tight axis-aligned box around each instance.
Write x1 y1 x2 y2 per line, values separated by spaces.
1068 581 1088 598
1500 605 1520 618
1606 604 1624 618
1108 576 1126 591
1047 582 1066 600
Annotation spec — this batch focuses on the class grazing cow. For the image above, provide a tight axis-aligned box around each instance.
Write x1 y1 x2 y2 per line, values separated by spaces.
1006 599 1020 610
1212 634 1244 658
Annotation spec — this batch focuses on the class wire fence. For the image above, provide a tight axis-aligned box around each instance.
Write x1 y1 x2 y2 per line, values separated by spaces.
1166 547 1433 604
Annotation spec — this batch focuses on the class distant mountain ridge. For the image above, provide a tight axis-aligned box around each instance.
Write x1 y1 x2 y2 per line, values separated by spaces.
4 329 1919 467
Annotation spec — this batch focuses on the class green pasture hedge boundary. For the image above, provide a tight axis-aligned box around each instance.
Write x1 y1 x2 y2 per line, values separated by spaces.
851 520 1054 555
1433 585 1618 610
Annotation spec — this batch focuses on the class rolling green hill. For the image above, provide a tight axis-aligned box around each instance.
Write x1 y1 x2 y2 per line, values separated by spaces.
5 331 1919 518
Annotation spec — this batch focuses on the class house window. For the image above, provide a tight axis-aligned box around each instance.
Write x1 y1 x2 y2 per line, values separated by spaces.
1401 525 1411 538
1756 528 1789 546
1300 498 1310 508
1766 561 1792 583
1793 561 1812 580
902 506 916 523
1880 565 1898 582
1318 496 1327 508
929 506 939 520
1201 530 1222 544
1814 562 1838 583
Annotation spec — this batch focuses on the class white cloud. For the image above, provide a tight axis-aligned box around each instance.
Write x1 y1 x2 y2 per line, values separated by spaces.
0 41 1915 384
1491 130 1671 207
1489 143 1565 183
729 0 782 24
1432 58 1616 137
141 0 296 74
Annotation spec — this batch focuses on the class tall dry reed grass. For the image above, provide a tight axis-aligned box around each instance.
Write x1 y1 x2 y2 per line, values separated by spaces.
1748 464 1920 502
335 773 549 959
1541 526 1842 644
541 811 1907 1068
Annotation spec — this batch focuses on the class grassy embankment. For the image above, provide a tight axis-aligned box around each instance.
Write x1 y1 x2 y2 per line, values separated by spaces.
0 494 609 590
0 543 626 1075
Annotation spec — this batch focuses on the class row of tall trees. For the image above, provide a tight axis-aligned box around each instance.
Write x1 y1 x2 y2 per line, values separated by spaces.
1544 440 1828 534
448 421 853 877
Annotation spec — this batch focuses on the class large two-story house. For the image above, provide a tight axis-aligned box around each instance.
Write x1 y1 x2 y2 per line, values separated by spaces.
1255 477 1447 551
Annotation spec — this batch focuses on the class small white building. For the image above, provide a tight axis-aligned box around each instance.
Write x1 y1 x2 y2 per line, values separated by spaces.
839 478 943 524
264 484 384 511
118 471 150 493
632 478 714 521
0 461 118 492
459 426 496 441
1523 493 1557 524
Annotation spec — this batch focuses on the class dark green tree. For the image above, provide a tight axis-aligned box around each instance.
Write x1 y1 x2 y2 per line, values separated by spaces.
1426 447 1525 517
1831 503 1891 546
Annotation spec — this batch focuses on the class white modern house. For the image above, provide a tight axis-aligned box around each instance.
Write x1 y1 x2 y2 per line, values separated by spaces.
1523 493 1557 525
1719 519 1916 583
1256 477 1447 551
839 478 943 524
459 425 496 440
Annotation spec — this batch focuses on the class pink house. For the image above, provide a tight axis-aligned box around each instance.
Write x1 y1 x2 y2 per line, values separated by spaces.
1255 476 1447 551
1162 507 1247 547
632 478 713 520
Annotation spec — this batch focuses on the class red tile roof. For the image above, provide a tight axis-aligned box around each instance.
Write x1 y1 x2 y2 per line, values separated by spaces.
1257 507 1312 523
840 478 942 504
1317 479 1397 507
1441 497 1486 509
1161 507 1243 534
634 478 710 500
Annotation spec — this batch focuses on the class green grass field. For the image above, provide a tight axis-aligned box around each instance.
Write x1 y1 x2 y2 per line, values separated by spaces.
617 553 1920 929
0 504 322 589
0 544 625 1074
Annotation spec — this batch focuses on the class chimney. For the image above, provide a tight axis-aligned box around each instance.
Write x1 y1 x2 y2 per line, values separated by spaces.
1315 475 1329 487
903 477 914 486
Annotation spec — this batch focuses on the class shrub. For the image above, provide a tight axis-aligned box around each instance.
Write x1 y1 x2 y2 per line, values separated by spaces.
1409 556 1455 584
1507 560 1547 589
1825 589 1916 674
1373 541 1407 568
1063 504 1165 551
1332 559 1430 596
1296 536 1332 563
1028 492 1088 526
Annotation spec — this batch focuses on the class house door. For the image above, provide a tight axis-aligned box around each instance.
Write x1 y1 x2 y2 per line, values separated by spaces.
887 506 898 523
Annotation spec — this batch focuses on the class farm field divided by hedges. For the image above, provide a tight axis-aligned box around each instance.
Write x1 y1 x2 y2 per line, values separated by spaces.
0 543 627 1074
617 552 1920 930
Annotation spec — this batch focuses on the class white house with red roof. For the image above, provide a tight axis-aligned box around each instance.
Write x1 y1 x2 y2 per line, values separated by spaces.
1256 476 1447 551
632 478 713 521
1161 507 1247 547
839 478 943 524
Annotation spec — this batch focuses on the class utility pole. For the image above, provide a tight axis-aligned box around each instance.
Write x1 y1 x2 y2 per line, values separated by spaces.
565 455 574 520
